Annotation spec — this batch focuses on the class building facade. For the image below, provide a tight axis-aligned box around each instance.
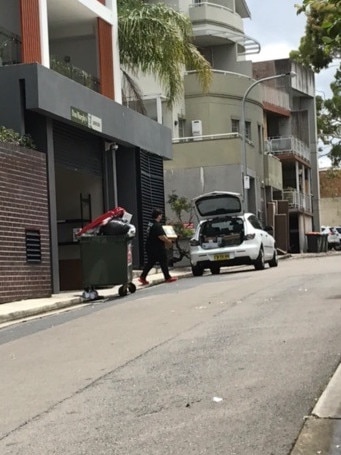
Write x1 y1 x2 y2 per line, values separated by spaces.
0 0 172 299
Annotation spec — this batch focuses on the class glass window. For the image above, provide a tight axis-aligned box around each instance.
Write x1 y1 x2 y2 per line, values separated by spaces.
245 121 251 140
178 118 186 138
247 215 263 230
232 119 239 134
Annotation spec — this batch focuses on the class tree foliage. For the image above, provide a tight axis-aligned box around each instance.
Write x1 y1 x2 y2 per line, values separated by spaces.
290 0 341 71
117 0 212 106
290 1 341 166
316 68 341 167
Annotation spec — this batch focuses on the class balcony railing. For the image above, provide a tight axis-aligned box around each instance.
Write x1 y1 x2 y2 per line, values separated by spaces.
268 136 311 163
173 132 239 143
50 56 100 93
0 27 21 66
283 189 312 212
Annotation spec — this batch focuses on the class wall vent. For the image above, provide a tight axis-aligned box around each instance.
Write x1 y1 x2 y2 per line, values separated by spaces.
25 229 42 264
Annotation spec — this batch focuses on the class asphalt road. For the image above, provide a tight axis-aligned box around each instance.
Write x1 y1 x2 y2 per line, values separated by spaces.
0 255 340 455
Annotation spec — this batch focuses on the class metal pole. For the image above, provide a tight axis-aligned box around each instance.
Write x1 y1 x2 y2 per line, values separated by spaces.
241 72 296 212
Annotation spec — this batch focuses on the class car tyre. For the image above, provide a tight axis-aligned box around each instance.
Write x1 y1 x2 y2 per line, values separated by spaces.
191 264 204 277
210 265 220 275
268 249 278 267
254 248 265 270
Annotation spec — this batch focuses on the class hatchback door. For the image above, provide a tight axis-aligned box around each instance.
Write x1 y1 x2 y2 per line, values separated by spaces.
193 191 243 221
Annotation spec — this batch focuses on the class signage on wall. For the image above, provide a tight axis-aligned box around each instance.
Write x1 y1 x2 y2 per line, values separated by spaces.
70 107 102 132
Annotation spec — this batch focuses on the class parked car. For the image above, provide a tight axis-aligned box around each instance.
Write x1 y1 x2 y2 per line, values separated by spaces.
189 191 278 276
320 226 341 250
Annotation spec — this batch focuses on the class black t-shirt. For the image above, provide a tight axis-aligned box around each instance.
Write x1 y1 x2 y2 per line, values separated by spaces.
145 220 166 252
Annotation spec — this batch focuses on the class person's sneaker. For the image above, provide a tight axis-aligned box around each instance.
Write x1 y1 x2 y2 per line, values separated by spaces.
138 277 149 285
165 277 177 283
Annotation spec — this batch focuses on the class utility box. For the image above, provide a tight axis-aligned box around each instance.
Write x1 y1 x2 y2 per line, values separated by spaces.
192 120 202 140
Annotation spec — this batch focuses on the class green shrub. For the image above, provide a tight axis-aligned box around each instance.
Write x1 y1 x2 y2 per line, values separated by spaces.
167 192 194 239
0 126 36 149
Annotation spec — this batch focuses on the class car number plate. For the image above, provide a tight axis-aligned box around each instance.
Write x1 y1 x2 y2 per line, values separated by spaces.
214 253 229 261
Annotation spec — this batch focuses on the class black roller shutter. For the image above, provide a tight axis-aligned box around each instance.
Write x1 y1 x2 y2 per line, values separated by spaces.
53 121 103 176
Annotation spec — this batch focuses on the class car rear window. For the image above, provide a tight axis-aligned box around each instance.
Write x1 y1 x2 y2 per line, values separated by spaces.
201 217 244 236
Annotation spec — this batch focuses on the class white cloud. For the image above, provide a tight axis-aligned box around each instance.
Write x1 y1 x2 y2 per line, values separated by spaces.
250 43 295 62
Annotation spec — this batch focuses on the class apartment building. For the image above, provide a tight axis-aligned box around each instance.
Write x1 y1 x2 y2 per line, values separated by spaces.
254 59 320 253
136 0 320 253
0 0 172 299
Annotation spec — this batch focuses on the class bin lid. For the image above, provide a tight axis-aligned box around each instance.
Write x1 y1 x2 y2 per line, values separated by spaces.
76 207 125 236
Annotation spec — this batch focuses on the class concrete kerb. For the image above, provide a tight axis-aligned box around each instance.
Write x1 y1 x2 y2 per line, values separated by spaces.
0 297 82 324
0 267 193 325
290 361 341 454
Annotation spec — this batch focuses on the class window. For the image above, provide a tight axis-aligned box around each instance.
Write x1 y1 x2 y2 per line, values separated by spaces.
245 121 251 140
178 118 186 138
247 215 263 230
231 119 239 134
258 125 263 153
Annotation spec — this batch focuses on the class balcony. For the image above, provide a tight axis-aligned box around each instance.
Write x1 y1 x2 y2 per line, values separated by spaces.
50 56 100 93
189 2 260 55
283 189 312 213
184 70 260 99
0 27 21 66
264 153 282 191
262 87 290 113
268 136 311 164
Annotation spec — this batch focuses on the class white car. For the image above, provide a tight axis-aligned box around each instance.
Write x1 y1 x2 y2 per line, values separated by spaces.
189 191 278 276
321 226 341 249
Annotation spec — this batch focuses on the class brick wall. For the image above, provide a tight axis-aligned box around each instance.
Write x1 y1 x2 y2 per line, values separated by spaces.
0 143 52 304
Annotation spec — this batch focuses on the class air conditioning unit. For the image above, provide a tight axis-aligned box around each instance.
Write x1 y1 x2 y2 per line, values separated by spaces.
191 120 202 141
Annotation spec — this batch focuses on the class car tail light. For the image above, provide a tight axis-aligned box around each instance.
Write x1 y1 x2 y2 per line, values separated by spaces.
190 239 200 246
244 233 256 240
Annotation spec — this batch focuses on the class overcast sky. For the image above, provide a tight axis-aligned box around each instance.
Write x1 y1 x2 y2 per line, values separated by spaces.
244 0 336 99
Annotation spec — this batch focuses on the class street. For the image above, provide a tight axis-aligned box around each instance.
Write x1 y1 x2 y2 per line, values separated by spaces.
0 255 340 455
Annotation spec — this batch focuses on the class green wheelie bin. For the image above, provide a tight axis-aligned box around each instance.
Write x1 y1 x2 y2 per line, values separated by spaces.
79 234 136 297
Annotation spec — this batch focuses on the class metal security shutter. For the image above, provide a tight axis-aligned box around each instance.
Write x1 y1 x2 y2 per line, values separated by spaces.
53 121 103 176
138 151 165 260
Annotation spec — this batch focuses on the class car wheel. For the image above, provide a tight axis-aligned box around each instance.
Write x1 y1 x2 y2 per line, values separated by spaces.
210 265 220 275
268 249 278 267
254 248 265 270
191 264 204 276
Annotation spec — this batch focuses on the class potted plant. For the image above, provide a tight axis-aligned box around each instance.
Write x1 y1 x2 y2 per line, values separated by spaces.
166 192 195 267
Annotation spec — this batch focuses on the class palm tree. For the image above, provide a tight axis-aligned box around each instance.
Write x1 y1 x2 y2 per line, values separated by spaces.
117 0 212 107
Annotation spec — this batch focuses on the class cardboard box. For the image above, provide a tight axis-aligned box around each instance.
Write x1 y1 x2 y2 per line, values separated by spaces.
162 225 178 239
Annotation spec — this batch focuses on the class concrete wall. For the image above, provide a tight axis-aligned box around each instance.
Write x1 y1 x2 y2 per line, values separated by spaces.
164 138 243 222
320 198 341 226
50 36 98 76
0 0 20 35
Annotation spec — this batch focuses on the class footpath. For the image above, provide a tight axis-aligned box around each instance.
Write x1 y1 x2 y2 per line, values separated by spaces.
0 253 340 454
0 267 193 325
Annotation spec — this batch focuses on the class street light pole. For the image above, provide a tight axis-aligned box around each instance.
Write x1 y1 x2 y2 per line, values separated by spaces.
241 71 296 212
